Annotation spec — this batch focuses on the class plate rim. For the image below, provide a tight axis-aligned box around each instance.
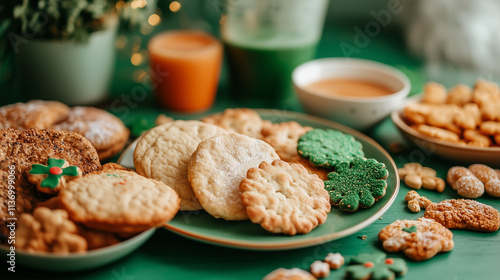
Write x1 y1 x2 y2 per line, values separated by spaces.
119 109 400 250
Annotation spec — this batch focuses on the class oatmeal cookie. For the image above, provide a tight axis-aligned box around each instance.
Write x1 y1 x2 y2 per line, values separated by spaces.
424 199 500 232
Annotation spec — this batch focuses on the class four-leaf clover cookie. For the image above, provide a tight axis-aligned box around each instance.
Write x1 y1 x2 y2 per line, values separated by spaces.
325 157 388 212
346 251 407 280
28 158 82 194
297 129 364 168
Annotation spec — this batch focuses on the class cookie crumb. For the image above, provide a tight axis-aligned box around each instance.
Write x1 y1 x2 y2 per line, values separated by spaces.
310 261 330 278
324 252 345 269
357 235 367 240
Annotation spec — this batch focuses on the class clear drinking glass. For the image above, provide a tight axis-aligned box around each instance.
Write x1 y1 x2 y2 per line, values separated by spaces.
219 0 329 105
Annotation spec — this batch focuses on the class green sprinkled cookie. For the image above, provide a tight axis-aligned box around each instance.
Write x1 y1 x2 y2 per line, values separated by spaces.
346 252 407 280
297 129 364 168
324 157 388 212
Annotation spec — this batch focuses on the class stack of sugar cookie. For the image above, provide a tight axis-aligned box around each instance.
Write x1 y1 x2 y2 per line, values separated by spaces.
133 108 392 235
0 128 180 253
133 111 332 235
402 79 500 147
0 100 129 160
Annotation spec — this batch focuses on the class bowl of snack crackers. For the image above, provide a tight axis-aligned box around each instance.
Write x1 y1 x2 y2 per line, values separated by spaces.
392 79 500 167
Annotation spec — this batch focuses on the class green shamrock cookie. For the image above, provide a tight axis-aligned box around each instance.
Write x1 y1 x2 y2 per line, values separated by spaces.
29 158 80 190
297 129 364 168
346 252 407 280
324 157 388 212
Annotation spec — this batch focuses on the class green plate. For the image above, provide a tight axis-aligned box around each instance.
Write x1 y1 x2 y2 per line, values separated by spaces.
118 109 399 250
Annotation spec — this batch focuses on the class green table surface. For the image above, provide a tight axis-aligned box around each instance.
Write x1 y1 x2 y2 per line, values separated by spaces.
2 22 500 280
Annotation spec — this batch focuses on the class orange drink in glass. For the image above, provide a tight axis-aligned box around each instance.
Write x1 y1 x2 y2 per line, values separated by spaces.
148 30 223 112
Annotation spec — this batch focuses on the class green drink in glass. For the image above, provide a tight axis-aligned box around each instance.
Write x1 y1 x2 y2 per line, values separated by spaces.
220 0 328 105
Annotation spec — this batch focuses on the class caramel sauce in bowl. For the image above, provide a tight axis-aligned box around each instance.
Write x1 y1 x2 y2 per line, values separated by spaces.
292 58 410 130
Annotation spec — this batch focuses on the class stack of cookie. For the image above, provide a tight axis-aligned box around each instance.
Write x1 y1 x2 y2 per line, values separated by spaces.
133 113 333 235
0 128 180 253
402 79 500 147
0 100 130 160
133 108 391 236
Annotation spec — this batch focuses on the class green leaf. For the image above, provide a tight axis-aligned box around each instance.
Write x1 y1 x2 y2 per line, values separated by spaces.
29 164 50 175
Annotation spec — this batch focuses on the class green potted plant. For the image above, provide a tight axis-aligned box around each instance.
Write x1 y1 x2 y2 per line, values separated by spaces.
0 0 155 105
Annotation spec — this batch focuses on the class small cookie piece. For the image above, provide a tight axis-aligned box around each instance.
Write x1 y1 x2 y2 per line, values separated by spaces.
325 158 388 212
464 129 492 147
404 190 420 202
51 107 130 160
345 252 407 280
407 200 421 213
310 261 329 278
189 133 279 220
413 124 460 143
202 108 264 139
155 114 174 126
479 121 500 136
402 103 433 125
424 199 500 232
60 170 180 233
455 103 481 130
324 253 345 269
27 158 82 194
297 129 364 168
446 84 472 105
16 207 87 253
472 79 500 121
398 163 445 192
134 120 227 210
263 268 316 280
469 164 500 197
0 100 69 130
260 121 312 161
240 160 330 235
422 82 447 104
404 191 432 213
378 218 454 261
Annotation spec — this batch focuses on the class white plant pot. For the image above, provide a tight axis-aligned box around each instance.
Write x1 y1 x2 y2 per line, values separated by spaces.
16 16 118 105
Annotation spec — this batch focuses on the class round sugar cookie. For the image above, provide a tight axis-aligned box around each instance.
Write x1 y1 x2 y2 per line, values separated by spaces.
51 106 130 161
240 159 331 235
60 170 180 233
188 133 279 220
133 120 227 210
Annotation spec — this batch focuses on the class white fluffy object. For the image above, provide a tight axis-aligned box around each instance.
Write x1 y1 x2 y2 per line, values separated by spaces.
406 0 500 76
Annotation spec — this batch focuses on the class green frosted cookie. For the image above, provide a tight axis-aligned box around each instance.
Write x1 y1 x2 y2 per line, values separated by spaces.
346 252 407 280
297 129 364 168
324 157 388 212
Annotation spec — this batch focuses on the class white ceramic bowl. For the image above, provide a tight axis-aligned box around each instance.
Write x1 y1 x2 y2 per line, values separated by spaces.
292 58 410 131
0 228 155 272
